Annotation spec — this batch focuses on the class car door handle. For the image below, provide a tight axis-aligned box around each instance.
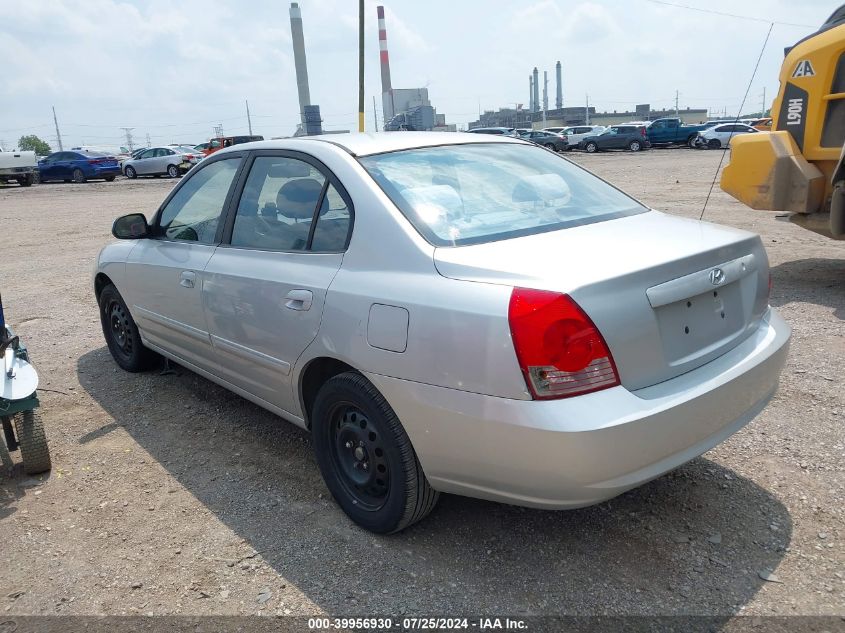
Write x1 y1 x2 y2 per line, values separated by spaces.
180 271 196 288
285 289 313 311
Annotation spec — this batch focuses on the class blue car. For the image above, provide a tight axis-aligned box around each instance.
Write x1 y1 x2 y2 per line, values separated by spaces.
38 150 121 183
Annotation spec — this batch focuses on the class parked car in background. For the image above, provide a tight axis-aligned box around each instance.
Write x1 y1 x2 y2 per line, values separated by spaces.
521 130 569 151
122 147 202 179
697 123 759 149
580 125 650 152
466 127 514 136
647 118 710 148
38 150 120 183
203 135 264 156
542 127 567 134
0 148 37 187
751 117 772 131
95 132 789 533
560 125 606 149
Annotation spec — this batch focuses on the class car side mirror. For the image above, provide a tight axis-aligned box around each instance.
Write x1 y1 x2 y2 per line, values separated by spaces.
112 213 150 239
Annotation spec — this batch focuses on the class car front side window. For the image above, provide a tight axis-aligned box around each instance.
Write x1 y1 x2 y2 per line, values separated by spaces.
157 158 241 244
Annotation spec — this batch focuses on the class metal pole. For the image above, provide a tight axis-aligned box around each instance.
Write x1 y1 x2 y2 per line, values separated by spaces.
762 86 766 116
675 90 679 117
358 0 365 132
52 106 63 151
585 94 590 125
372 95 379 132
246 100 253 135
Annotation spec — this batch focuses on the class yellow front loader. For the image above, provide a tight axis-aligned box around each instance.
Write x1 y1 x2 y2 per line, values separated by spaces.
721 6 845 239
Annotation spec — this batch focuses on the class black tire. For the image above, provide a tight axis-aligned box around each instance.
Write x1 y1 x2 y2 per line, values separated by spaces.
628 140 642 152
124 165 137 179
104 175 116 182
167 164 179 178
544 142 556 151
72 168 86 183
707 138 721 149
98 284 158 372
19 174 34 187
15 410 51 475
584 142 598 153
687 135 698 149
311 372 439 533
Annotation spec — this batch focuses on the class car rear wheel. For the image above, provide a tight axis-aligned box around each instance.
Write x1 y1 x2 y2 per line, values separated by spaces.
707 139 722 149
124 166 137 179
584 142 598 153
628 140 642 152
104 175 116 182
98 284 158 372
544 142 556 151
311 371 439 533
167 164 179 178
72 168 86 183
19 174 34 187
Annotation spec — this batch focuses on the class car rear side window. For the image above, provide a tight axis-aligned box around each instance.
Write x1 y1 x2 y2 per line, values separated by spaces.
230 156 326 251
360 143 646 247
157 158 240 244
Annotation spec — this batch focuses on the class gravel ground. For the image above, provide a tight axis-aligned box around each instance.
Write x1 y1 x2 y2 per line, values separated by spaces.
0 148 842 618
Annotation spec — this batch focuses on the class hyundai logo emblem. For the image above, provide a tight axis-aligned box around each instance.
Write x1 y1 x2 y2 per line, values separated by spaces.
709 268 726 286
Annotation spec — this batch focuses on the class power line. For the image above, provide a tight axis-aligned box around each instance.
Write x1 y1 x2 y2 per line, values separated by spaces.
643 0 815 28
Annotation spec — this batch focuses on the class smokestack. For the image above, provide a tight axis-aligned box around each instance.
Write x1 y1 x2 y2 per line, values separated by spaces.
543 71 548 112
289 3 311 126
532 67 539 113
377 6 395 122
555 61 562 110
529 75 534 113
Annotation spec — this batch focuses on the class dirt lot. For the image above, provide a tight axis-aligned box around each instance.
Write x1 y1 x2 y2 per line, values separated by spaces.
0 148 842 618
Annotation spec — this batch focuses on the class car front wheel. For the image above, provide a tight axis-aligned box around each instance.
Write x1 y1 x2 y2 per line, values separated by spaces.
584 142 598 153
98 284 158 372
311 371 439 533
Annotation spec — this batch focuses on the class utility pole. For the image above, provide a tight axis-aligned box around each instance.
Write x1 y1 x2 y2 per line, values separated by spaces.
120 127 135 151
245 100 253 135
213 124 224 138
358 0 365 132
145 133 151 147
52 105 63 151
542 71 548 126
761 86 767 116
585 94 590 125
372 95 379 132
674 90 679 118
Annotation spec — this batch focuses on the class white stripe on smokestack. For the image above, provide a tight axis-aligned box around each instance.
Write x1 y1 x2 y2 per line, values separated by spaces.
289 2 311 126
377 5 395 121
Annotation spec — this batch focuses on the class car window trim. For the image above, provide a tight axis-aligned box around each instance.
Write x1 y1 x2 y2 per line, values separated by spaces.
150 151 247 245
218 148 355 254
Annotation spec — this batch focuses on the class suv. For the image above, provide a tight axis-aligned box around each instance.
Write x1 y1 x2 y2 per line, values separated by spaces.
579 125 650 152
466 127 513 136
560 125 606 149
204 135 264 156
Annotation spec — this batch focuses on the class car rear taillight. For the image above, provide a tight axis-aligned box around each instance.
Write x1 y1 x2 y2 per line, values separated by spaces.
184 154 194 160
641 127 647 138
508 288 620 399
88 159 103 165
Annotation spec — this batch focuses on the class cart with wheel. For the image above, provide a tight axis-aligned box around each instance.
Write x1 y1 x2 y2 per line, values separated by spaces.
1 293 51 474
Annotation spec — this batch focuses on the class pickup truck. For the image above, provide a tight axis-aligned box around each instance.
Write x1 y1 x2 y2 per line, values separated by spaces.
646 118 710 148
0 148 37 186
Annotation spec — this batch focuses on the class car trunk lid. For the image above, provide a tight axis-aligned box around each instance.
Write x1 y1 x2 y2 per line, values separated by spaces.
433 211 770 391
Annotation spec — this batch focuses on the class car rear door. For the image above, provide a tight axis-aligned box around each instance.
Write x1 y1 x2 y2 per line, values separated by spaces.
202 151 352 413
122 155 244 370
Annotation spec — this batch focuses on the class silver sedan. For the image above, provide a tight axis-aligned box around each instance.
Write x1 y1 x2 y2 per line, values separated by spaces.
122 146 201 179
94 133 790 533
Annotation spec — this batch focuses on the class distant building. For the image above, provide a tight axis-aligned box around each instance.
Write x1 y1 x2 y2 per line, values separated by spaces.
468 104 708 130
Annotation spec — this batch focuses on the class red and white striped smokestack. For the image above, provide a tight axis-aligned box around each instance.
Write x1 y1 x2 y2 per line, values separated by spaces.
377 5 395 121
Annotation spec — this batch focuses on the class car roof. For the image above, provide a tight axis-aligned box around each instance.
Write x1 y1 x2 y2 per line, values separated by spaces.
214 132 525 157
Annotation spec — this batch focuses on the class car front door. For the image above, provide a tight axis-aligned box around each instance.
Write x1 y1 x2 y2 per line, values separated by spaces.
38 153 60 180
133 149 156 175
122 155 244 369
53 152 75 180
202 152 352 414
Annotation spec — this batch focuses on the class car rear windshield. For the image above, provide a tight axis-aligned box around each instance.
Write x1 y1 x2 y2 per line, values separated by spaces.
359 143 646 246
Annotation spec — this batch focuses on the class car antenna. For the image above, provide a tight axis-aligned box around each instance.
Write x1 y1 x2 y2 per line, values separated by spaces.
700 22 773 222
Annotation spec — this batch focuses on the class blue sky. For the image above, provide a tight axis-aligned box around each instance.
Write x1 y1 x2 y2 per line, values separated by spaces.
0 0 834 150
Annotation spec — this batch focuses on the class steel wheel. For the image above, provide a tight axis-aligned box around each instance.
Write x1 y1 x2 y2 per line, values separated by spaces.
329 403 390 510
167 164 178 178
107 298 134 360
98 283 157 372
72 168 85 183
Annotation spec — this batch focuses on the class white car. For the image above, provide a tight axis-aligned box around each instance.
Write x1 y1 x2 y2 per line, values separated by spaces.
95 132 789 533
560 125 606 148
699 123 758 149
122 146 202 179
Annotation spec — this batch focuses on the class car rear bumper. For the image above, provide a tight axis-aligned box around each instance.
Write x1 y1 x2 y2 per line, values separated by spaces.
365 308 790 509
